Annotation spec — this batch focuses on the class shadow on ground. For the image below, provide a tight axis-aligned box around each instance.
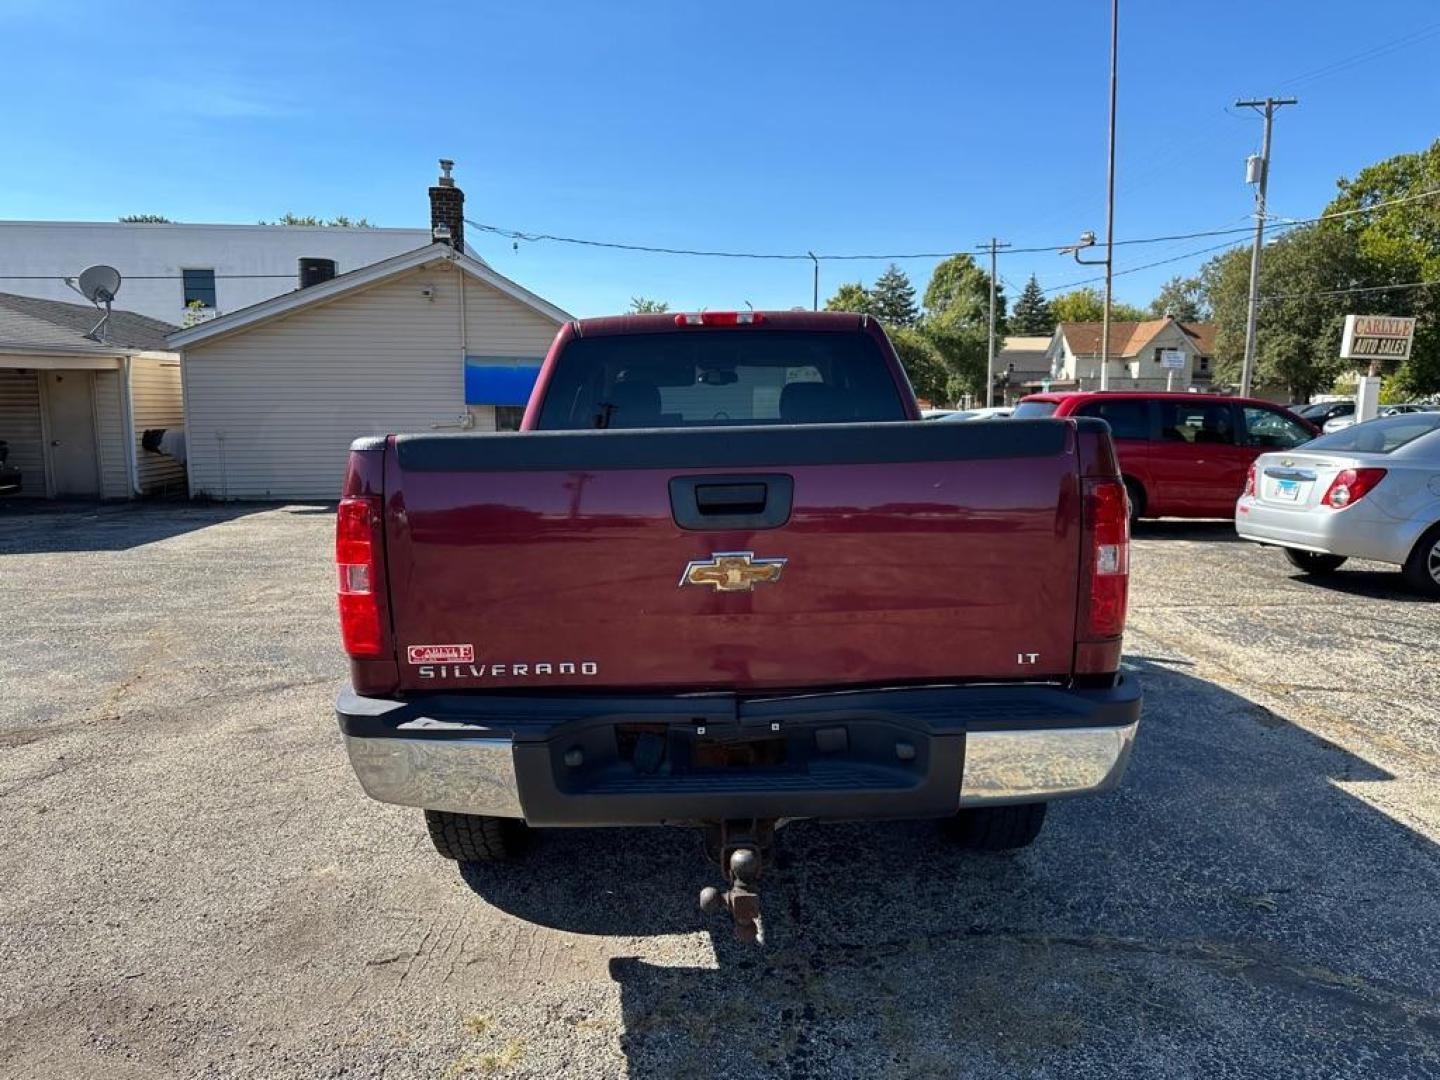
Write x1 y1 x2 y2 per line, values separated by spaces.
1281 565 1426 603
0 500 328 553
459 658 1440 1078
1132 518 1241 543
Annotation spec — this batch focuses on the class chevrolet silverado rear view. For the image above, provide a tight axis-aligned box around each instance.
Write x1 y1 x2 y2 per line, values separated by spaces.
335 311 1141 939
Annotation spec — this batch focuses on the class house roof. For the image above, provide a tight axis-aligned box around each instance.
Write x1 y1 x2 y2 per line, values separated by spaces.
167 242 569 349
997 335 1053 379
1058 317 1215 358
0 291 178 354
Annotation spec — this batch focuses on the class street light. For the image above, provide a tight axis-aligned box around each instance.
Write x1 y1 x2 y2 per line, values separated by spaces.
1061 231 1112 391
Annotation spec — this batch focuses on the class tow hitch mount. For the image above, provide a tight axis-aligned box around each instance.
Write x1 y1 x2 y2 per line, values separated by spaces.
699 820 774 942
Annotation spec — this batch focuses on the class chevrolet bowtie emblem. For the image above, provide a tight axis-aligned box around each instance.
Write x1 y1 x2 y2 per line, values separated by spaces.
680 551 788 593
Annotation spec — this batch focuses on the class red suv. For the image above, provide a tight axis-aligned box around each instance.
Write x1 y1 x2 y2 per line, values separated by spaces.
1014 392 1319 521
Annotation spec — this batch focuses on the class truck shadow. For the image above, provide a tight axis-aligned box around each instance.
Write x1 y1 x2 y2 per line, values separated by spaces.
458 658 1440 1078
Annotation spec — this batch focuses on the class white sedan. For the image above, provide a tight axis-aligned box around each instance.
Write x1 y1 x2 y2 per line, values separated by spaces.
936 406 1014 422
1236 412 1440 596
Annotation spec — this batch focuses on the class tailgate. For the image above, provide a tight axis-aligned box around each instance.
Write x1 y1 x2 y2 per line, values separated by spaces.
383 421 1084 693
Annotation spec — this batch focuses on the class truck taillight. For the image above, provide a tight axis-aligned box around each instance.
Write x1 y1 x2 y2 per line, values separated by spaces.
336 495 383 657
1321 467 1385 509
1243 462 1257 498
673 311 766 326
1083 478 1129 639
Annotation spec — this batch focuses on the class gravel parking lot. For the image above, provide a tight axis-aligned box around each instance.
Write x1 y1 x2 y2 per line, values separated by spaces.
2 501 1438 1079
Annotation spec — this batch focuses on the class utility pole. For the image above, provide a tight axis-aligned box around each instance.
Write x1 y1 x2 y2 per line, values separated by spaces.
1236 96 1298 397
1100 0 1119 392
983 237 1011 406
807 251 819 311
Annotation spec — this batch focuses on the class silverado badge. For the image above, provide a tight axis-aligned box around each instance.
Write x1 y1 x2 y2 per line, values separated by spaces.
680 551 788 593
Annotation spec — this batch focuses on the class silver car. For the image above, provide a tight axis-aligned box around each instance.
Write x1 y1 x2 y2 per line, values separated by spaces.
1235 412 1440 596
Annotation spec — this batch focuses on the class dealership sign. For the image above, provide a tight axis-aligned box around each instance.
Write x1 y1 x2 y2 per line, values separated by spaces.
1340 315 1416 362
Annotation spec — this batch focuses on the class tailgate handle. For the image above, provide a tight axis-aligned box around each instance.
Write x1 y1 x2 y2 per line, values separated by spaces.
669 474 794 530
696 483 768 514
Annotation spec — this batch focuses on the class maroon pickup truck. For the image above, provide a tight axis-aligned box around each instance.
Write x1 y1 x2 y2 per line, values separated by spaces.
336 311 1140 938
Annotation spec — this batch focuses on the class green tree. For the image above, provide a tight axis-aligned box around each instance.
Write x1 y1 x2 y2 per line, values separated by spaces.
1148 275 1207 321
1050 287 1105 322
1050 287 1145 323
922 254 1004 332
1322 138 1440 394
261 213 374 227
1009 275 1054 335
824 281 874 315
1200 228 1358 398
887 325 950 403
119 213 171 223
870 264 919 326
628 296 669 313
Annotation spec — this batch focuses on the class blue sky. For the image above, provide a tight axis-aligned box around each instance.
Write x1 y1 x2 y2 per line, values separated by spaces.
2 0 1438 318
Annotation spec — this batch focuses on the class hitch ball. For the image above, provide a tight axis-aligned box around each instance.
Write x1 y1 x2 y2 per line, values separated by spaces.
699 886 725 915
729 847 760 884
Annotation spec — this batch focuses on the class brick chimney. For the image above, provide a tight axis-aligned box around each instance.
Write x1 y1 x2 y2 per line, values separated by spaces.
429 158 464 251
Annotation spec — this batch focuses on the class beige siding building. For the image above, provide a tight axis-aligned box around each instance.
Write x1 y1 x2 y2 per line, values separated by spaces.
169 243 569 500
0 293 184 499
1043 318 1216 392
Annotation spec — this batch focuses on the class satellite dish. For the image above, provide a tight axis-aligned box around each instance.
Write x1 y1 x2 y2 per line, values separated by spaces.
77 265 122 304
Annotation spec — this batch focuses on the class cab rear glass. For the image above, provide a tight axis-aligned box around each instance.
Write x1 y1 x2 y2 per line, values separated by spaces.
1012 400 1059 419
534 330 908 429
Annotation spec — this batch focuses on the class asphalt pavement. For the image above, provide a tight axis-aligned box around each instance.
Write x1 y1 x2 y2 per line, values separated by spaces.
1 503 1437 1079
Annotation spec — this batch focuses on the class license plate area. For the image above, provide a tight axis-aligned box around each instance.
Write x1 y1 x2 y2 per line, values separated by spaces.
1274 478 1301 501
691 734 788 770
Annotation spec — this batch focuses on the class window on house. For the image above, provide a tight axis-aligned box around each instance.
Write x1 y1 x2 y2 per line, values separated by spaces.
182 269 216 309
494 405 525 431
1198 355 1210 372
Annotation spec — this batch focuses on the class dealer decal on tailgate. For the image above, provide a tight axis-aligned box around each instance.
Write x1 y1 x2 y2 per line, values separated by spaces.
407 644 475 665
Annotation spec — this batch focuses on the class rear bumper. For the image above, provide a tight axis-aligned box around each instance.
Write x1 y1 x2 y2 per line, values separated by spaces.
337 678 1142 826
1235 497 1413 565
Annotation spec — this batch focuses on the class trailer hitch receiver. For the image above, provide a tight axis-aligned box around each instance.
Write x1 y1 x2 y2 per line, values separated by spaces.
698 821 771 942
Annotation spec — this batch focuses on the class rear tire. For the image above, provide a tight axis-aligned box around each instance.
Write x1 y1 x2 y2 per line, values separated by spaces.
425 810 529 863
941 802 1047 851
1122 476 1146 526
1401 523 1440 598
1284 548 1347 575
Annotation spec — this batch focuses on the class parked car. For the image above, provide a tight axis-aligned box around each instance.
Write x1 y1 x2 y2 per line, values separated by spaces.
937 406 1014 422
335 311 1141 940
1014 391 1318 522
1235 411 1440 596
1296 399 1354 427
1322 403 1438 434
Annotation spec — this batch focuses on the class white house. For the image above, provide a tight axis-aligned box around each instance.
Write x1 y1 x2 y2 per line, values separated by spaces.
167 168 568 500
0 219 447 326
0 292 184 499
1041 318 1216 392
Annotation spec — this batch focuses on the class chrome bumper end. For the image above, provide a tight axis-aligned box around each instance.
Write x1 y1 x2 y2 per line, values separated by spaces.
344 735 524 818
958 721 1139 806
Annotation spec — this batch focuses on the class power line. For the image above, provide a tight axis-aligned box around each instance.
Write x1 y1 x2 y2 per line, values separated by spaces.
1259 279 1440 303
463 188 1440 265
0 273 296 280
1041 236 1260 295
